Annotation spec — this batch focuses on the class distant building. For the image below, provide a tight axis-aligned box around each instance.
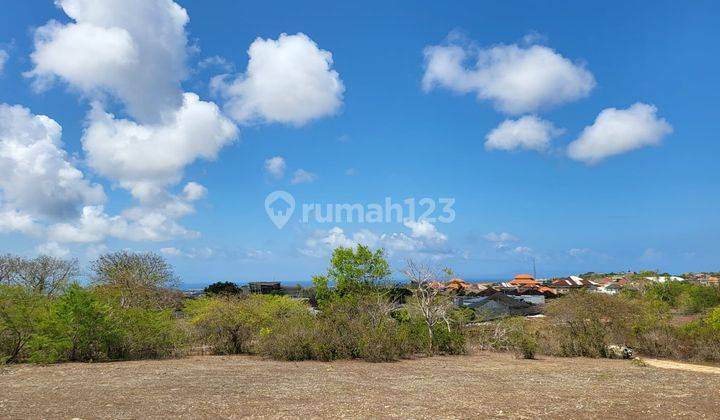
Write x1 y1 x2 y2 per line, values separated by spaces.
467 292 541 320
248 281 282 294
509 274 540 288
551 276 596 293
182 288 205 298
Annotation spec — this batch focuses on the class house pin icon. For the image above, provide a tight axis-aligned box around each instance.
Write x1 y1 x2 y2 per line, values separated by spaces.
265 191 295 229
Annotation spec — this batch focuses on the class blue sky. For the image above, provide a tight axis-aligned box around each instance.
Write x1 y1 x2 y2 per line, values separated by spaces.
0 0 718 285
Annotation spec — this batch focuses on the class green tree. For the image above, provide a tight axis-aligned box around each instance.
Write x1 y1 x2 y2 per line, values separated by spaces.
313 245 391 300
204 281 243 296
30 284 119 363
0 286 48 362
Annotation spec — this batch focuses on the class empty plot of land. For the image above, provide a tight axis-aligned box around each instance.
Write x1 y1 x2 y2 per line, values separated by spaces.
1 353 719 419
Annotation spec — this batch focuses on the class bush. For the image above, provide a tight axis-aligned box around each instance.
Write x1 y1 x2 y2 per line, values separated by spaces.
644 282 720 314
542 291 642 358
0 286 48 363
112 307 186 360
185 295 311 355
204 281 243 296
29 284 120 363
470 317 537 359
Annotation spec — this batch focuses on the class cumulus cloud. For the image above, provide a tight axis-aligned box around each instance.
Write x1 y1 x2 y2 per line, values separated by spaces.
212 33 344 125
264 156 286 179
485 115 563 152
291 169 318 185
0 103 105 220
301 221 451 259
83 93 238 200
422 40 595 114
182 182 207 202
0 210 40 235
404 219 448 243
28 0 190 122
48 204 197 244
567 103 673 164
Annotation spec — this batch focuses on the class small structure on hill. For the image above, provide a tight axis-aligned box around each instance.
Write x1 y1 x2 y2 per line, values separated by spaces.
551 276 596 293
467 292 542 320
509 274 540 288
248 281 282 294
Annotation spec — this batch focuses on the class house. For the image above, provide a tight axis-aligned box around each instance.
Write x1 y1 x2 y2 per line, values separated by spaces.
248 281 282 294
467 292 541 320
446 278 472 292
509 274 540 288
551 276 596 293
595 282 624 295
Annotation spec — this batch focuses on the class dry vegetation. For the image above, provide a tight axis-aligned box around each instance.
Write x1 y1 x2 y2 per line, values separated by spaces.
1 352 719 419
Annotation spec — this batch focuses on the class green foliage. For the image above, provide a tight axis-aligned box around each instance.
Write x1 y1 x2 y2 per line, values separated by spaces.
542 291 640 357
204 281 243 296
645 282 720 314
112 307 185 360
322 245 391 298
185 295 309 355
29 284 120 363
0 286 48 362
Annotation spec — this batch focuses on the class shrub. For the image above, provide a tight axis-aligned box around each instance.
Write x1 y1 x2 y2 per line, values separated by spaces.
29 284 120 363
542 291 641 357
185 295 311 355
470 317 537 359
0 286 48 362
204 281 243 296
112 307 186 360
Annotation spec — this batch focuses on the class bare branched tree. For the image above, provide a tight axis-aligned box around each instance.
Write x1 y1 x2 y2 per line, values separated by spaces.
402 259 454 351
90 251 180 309
0 254 77 297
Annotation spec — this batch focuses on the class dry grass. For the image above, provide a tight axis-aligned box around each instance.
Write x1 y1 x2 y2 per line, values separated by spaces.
1 352 719 419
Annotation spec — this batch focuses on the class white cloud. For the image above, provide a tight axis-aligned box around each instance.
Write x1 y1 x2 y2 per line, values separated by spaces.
422 40 595 115
198 55 234 72
301 221 451 259
48 204 197 244
291 169 318 185
485 115 563 152
345 168 357 176
160 246 181 257
28 0 190 122
567 103 673 164
182 182 207 202
264 156 287 179
212 33 344 125
36 241 70 258
404 219 448 243
483 232 518 243
0 49 8 74
0 210 40 235
83 93 238 200
0 103 105 220
512 246 533 255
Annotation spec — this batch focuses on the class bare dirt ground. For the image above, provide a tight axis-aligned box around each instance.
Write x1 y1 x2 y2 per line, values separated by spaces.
1 352 719 419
